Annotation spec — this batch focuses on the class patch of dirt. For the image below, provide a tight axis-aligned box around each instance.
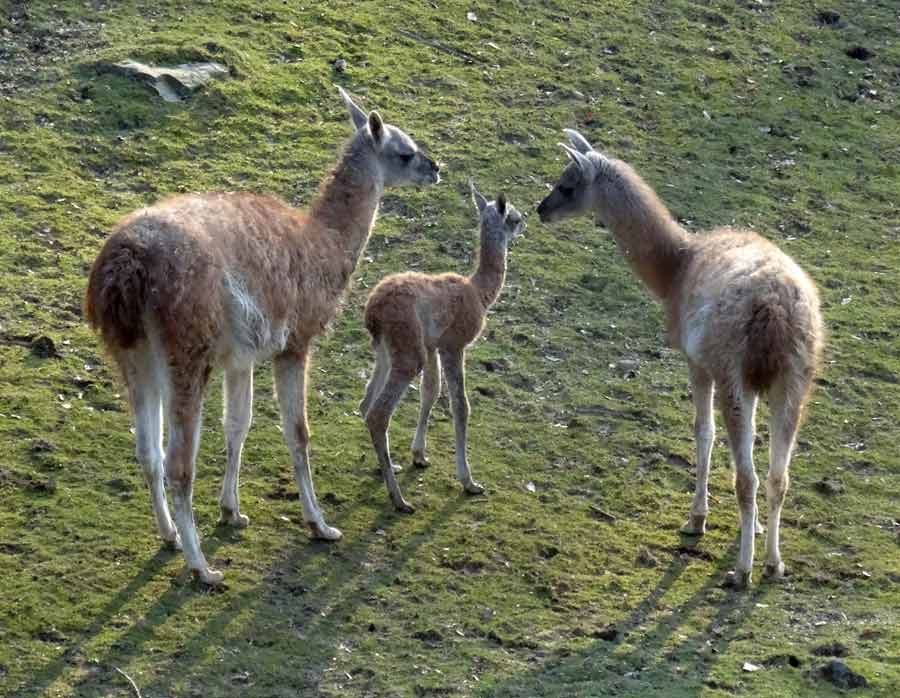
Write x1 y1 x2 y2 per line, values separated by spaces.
0 2 107 95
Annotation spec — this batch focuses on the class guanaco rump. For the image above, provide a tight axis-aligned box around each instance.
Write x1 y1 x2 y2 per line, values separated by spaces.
537 129 823 589
360 183 525 513
85 87 440 584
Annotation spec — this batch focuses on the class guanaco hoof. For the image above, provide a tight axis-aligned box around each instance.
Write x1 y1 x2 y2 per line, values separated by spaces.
464 481 485 495
218 509 250 528
307 521 343 541
723 569 752 590
162 534 183 551
194 567 225 586
412 452 430 468
395 500 416 514
763 561 786 580
680 514 707 536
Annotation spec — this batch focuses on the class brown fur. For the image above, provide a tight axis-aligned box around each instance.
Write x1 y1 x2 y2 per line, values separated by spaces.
538 136 824 587
84 90 440 584
360 193 521 511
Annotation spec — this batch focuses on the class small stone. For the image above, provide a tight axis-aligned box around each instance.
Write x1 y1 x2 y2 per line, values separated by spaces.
592 625 618 641
813 641 850 658
636 547 659 568
333 57 347 72
818 660 868 689
30 336 58 359
816 10 840 26
813 478 845 496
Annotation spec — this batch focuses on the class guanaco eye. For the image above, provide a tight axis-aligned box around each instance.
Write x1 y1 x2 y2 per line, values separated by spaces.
399 153 414 163
559 185 575 197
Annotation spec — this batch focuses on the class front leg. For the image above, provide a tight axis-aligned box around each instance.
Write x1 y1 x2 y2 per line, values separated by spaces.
681 362 714 535
219 366 253 528
441 348 484 495
274 350 342 541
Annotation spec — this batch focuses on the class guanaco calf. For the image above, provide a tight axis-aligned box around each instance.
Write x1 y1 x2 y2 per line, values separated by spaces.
538 130 823 588
361 183 525 513
85 87 440 584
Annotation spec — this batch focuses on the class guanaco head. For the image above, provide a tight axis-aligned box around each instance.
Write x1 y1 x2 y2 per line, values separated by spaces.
337 86 441 187
471 180 526 245
537 128 615 225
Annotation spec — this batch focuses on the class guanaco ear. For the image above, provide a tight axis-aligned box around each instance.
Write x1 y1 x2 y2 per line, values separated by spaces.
470 180 487 214
368 111 384 145
563 128 593 154
558 143 593 174
336 85 368 131
496 193 507 218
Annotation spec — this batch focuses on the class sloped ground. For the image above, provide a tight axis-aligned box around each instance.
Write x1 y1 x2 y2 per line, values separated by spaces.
1 1 898 696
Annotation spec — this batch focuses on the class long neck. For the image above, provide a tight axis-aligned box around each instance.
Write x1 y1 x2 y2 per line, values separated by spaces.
309 137 383 265
601 165 691 299
470 229 507 308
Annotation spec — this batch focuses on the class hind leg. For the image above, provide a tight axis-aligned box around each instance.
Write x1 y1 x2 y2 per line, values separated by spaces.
165 375 223 585
720 387 759 590
123 346 179 549
411 348 440 468
763 379 804 580
219 366 253 528
359 339 390 418
366 352 420 513
681 362 714 535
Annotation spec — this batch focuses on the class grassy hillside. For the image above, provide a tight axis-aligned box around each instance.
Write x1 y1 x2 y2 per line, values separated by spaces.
1 1 898 696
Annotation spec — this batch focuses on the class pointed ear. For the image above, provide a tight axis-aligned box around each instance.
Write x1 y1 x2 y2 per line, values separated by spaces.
336 85 368 131
564 128 593 154
558 143 593 173
470 180 487 214
368 111 384 145
496 192 507 218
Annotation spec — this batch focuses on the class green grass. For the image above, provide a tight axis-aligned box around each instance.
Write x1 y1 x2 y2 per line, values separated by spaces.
1 1 899 696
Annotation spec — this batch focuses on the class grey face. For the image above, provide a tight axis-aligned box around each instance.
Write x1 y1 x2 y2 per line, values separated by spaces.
338 86 440 188
536 159 594 224
378 123 441 188
471 182 526 244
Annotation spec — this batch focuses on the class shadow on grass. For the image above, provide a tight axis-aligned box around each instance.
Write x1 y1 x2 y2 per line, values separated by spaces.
480 537 769 697
19 544 196 698
26 466 466 696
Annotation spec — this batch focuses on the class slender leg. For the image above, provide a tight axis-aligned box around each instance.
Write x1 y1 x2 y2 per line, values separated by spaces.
165 382 222 585
219 366 253 527
441 348 483 495
411 348 441 468
366 362 418 513
124 347 179 548
359 338 390 418
763 379 804 580
274 350 342 541
720 387 759 589
681 362 714 535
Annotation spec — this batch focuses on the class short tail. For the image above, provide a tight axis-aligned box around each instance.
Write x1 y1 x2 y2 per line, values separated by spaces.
84 236 150 350
743 297 792 392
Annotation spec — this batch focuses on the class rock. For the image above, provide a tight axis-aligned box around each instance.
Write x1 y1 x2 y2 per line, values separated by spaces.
636 547 659 568
813 641 850 658
592 625 618 641
816 10 841 26
846 46 873 61
813 477 844 496
332 57 347 72
818 659 867 689
100 59 228 102
30 335 58 359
